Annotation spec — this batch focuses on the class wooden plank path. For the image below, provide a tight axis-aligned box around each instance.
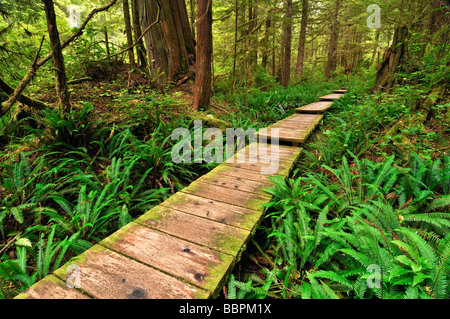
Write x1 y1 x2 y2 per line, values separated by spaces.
16 90 345 299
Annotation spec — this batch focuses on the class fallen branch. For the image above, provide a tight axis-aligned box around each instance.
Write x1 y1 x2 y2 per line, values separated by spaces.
0 77 47 111
211 104 232 115
0 232 23 255
67 77 92 85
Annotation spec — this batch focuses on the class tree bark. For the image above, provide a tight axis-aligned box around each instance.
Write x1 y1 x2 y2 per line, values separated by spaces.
43 0 70 112
373 25 409 93
0 77 47 114
261 15 271 70
295 0 308 79
232 0 238 91
370 29 380 67
325 0 340 81
281 0 293 87
248 2 258 68
131 0 147 68
139 0 195 84
193 0 212 110
122 0 135 65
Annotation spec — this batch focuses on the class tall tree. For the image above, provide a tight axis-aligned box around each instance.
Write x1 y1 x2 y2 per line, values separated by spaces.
261 11 272 70
193 0 213 110
122 0 135 65
325 0 340 81
130 0 147 68
139 0 195 84
373 25 409 93
281 0 293 87
42 0 70 111
295 0 308 79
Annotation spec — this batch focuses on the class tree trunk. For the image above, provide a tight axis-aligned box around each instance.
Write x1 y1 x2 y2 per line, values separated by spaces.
189 0 196 38
281 0 293 87
295 0 308 79
193 0 212 110
325 0 340 81
370 29 380 67
122 0 135 65
131 0 147 68
139 0 195 84
373 25 409 93
104 26 111 59
248 2 258 69
232 0 239 91
43 0 70 112
261 15 271 70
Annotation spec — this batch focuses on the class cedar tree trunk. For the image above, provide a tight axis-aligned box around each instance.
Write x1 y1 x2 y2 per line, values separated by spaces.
193 0 212 110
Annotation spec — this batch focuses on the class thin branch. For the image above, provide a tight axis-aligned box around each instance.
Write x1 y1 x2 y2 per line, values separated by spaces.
1 36 46 114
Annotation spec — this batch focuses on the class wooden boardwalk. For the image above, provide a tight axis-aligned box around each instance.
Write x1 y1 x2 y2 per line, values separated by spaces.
16 91 345 299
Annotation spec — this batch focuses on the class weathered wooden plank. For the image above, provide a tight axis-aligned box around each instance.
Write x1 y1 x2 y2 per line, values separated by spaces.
226 157 294 177
197 172 273 196
135 205 251 255
231 142 300 164
181 181 271 212
256 114 323 144
52 244 209 299
16 274 91 299
277 113 324 121
210 164 278 182
256 128 311 144
100 222 234 297
278 113 324 124
160 191 264 230
295 101 334 113
319 93 343 101
333 89 347 93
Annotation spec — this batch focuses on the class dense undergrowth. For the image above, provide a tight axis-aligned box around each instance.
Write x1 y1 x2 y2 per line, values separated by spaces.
0 97 209 298
0 64 339 298
226 69 450 299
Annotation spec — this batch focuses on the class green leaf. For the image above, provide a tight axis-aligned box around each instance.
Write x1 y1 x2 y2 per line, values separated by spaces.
396 255 414 267
413 273 431 287
11 207 23 224
426 195 450 212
